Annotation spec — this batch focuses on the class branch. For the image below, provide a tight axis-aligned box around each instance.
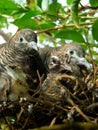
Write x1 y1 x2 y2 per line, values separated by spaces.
33 122 98 130
36 22 94 34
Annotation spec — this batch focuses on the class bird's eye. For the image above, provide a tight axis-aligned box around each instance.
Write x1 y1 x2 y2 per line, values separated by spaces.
69 50 74 55
52 58 57 64
19 37 24 42
51 56 60 65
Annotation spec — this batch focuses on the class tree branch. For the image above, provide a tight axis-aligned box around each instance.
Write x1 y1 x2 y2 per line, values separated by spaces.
36 22 94 34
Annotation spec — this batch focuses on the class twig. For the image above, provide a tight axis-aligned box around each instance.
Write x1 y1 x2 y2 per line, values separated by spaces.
21 117 29 130
36 22 94 34
50 112 63 126
67 98 91 122
17 107 24 121
50 117 56 126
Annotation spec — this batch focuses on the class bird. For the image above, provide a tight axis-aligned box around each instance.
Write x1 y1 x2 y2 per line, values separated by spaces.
0 28 47 91
39 49 72 105
0 30 58 73
0 28 38 65
40 43 92 103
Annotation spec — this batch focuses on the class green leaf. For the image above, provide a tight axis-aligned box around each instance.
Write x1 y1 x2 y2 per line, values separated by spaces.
48 0 62 15
12 10 41 29
0 16 8 28
89 0 98 7
92 19 98 41
39 22 55 29
13 18 38 30
67 0 73 5
26 0 37 9
55 29 85 43
20 10 41 18
71 0 80 24
37 0 42 8
0 0 18 15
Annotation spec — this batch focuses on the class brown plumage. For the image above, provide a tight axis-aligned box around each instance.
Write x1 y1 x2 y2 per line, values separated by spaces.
48 43 92 77
38 46 60 72
9 28 38 50
0 29 38 65
0 64 11 101
58 43 92 71
40 43 92 104
0 28 47 90
0 64 31 101
38 46 54 72
38 43 91 73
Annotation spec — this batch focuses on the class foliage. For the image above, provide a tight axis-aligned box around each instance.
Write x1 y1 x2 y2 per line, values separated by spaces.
0 0 98 62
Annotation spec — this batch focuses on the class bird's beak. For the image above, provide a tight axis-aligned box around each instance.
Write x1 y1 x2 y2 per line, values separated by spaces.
28 41 38 51
74 56 92 70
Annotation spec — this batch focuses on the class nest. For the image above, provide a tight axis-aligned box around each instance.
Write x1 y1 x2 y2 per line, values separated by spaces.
0 67 98 130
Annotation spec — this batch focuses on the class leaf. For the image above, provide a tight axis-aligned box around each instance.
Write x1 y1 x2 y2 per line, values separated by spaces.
89 0 98 7
37 0 42 8
20 10 41 18
71 0 80 24
12 9 41 29
55 29 85 43
48 0 62 15
39 22 56 29
0 16 8 28
13 18 38 30
26 0 37 9
92 19 98 41
67 0 73 5
0 0 18 15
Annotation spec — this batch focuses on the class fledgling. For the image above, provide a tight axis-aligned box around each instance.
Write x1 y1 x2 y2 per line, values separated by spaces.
40 43 91 104
0 28 47 91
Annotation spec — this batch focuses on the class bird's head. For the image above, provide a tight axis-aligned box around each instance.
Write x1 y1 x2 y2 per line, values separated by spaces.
60 43 85 58
49 49 72 74
60 43 92 70
9 29 38 51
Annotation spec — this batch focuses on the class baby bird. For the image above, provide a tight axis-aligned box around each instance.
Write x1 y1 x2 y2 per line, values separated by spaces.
0 28 38 65
0 28 46 91
40 43 91 104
